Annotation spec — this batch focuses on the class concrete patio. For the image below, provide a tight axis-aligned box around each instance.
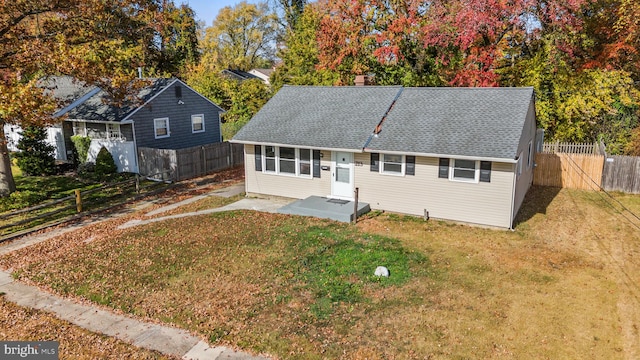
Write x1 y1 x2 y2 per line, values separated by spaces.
277 196 370 222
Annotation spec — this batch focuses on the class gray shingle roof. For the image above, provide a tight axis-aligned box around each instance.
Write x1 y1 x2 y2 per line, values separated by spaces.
232 85 403 150
367 87 534 159
65 78 171 122
38 76 96 108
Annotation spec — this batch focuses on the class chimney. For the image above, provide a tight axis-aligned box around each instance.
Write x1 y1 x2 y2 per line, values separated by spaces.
355 75 367 86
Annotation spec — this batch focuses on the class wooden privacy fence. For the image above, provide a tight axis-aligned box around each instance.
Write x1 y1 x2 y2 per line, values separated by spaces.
138 142 244 181
533 153 604 190
602 156 640 194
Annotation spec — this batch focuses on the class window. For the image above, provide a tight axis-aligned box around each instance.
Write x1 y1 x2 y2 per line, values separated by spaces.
73 122 87 136
440 158 491 183
279 147 296 174
191 114 205 133
265 146 276 172
381 154 404 175
106 123 121 139
452 159 477 181
154 118 170 138
260 146 313 178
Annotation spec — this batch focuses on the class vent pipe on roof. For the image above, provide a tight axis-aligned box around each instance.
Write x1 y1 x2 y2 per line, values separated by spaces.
138 67 143 79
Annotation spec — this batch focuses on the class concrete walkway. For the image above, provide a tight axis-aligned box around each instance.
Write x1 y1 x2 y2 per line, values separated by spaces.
0 182 275 360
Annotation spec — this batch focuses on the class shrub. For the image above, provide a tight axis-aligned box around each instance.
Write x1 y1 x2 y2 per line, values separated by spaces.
15 126 56 176
94 146 117 176
77 162 95 179
71 135 91 164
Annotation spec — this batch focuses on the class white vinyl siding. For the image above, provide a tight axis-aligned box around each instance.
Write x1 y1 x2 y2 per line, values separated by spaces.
244 145 330 199
154 118 170 139
355 154 515 228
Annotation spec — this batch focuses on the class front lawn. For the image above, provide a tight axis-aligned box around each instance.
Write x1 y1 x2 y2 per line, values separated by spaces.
2 186 639 359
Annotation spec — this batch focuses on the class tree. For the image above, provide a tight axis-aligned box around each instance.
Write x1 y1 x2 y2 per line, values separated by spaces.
271 4 339 87
201 1 279 71
186 66 272 139
15 126 56 176
0 0 173 196
147 1 200 76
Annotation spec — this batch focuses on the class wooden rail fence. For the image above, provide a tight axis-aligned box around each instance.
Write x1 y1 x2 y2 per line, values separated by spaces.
138 142 244 181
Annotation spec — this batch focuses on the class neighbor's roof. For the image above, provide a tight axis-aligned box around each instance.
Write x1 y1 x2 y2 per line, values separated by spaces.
232 85 403 151
366 87 535 160
221 69 260 81
64 78 172 122
37 76 97 111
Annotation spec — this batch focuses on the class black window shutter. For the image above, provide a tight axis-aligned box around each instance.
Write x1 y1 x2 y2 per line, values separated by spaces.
406 156 415 175
313 150 321 178
370 153 379 172
480 161 491 182
254 145 262 171
438 158 449 178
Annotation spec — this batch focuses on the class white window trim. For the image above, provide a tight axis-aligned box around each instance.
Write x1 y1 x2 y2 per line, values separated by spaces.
154 117 170 139
191 114 205 133
379 153 405 176
449 159 480 183
106 123 121 140
261 145 312 179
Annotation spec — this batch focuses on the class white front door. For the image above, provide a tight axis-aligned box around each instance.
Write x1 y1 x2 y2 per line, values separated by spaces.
331 151 354 199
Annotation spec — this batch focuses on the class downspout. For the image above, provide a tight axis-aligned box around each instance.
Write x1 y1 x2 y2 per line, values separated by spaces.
509 161 517 230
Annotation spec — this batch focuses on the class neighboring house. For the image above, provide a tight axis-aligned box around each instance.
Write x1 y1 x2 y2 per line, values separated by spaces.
221 69 261 82
231 85 538 229
6 76 224 173
248 68 273 85
221 68 272 85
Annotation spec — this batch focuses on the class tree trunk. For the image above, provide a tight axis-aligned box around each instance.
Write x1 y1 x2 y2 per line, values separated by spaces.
0 125 16 197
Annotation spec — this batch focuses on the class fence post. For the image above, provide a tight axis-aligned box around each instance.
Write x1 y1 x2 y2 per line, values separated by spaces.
135 174 140 194
74 189 82 213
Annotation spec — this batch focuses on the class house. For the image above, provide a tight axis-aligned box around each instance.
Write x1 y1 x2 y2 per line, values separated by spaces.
221 69 262 82
221 68 272 85
248 68 273 85
6 76 225 173
230 85 538 229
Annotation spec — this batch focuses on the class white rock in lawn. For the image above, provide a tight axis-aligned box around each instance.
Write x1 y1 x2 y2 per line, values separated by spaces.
374 266 389 277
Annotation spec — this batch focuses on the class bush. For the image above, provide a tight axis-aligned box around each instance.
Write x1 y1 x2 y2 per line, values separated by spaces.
94 146 117 177
77 162 95 179
71 135 91 164
15 126 56 176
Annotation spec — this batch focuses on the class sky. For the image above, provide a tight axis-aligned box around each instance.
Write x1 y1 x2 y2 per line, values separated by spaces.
181 0 258 27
